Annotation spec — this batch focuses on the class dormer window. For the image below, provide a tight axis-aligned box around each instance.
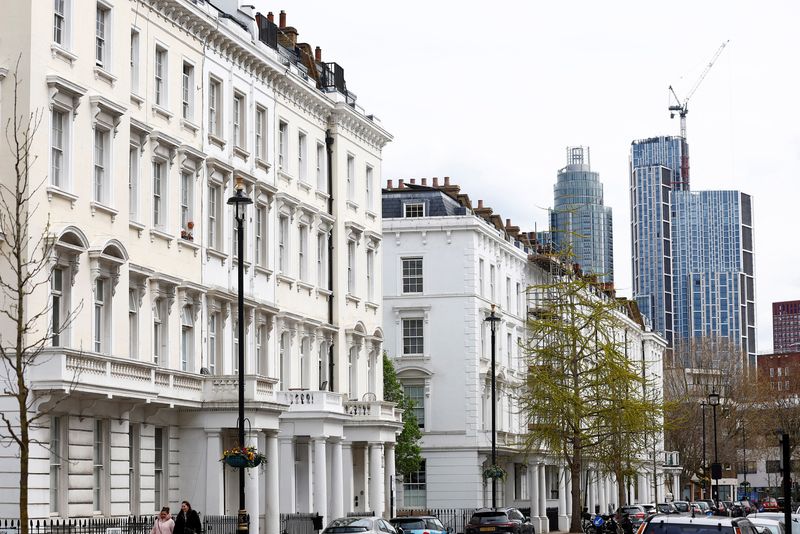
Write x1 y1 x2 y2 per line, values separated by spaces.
404 202 425 218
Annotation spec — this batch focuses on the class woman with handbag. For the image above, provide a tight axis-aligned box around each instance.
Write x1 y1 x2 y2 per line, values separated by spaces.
174 501 202 534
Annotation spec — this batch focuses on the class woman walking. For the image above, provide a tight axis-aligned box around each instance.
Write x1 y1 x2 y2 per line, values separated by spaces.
174 501 202 534
151 507 174 534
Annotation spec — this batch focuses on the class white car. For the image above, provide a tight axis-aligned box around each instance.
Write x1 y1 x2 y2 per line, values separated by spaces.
748 514 800 534
749 518 785 534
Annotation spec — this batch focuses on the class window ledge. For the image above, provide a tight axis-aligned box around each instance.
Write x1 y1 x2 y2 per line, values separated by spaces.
297 280 314 295
181 118 200 134
46 186 78 207
297 180 312 193
93 66 116 86
233 145 250 161
365 301 380 311
401 354 429 362
152 104 173 121
316 287 333 299
255 158 271 172
276 273 295 288
149 228 174 247
50 44 77 64
90 201 118 222
345 293 361 307
177 237 200 256
315 190 330 202
129 220 145 238
130 93 145 107
277 169 293 183
254 265 273 279
207 248 227 264
346 200 360 212
208 133 226 149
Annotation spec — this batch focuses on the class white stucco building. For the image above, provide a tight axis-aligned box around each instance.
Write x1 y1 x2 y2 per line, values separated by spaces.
382 179 670 532
0 1 398 530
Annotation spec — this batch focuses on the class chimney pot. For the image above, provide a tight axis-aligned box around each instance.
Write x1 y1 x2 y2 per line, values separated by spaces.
398 179 405 188
410 179 416 185
421 178 427 186
433 177 439 187
267 11 274 22
444 176 451 186
506 218 511 227
279 10 286 28
478 199 484 208
387 180 393 189
315 46 322 62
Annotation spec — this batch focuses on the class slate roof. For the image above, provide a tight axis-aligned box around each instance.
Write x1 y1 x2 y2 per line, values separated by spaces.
381 185 467 218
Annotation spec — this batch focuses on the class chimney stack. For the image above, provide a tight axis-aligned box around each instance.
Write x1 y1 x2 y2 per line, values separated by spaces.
444 176 451 186
421 178 427 186
410 179 416 185
478 199 484 209
433 177 439 187
279 10 286 28
267 11 274 22
315 46 322 62
387 180 393 189
398 179 405 188
506 218 512 227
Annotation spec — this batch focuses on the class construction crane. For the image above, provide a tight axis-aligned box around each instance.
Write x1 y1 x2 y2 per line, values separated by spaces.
667 40 729 188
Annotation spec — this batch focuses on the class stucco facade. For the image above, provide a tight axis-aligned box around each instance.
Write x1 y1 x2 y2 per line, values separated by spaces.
0 1 397 530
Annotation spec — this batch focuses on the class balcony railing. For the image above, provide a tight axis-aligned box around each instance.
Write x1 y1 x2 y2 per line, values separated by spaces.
343 400 402 423
276 389 345 413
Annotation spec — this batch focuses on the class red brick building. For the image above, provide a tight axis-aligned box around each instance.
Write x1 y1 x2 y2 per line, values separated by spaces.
757 352 800 393
773 300 800 353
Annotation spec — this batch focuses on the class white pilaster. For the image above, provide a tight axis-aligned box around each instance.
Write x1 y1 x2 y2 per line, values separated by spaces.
369 443 385 516
313 436 328 524
279 436 295 513
599 473 607 515
384 443 395 519
529 461 539 517
266 433 279 534
331 439 344 519
245 431 260 534
538 463 547 534
343 443 354 513
558 466 569 532
673 473 680 500
205 430 224 515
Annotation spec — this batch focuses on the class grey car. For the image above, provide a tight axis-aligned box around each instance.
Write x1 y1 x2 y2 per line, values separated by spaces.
324 517 399 534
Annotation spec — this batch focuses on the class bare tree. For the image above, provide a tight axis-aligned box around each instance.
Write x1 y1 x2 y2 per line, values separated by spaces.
0 61 81 529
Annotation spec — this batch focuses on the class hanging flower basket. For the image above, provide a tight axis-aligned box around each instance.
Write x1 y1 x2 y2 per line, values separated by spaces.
221 446 266 468
483 464 507 481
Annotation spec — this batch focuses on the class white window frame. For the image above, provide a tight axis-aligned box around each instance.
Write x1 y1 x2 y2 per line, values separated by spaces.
92 419 108 513
256 323 265 375
208 77 222 136
180 305 193 372
255 205 267 267
367 249 375 302
347 240 356 294
278 215 289 273
490 264 496 302
506 276 512 311
49 415 66 515
478 258 485 297
53 0 70 48
181 61 194 121
298 131 307 182
95 3 110 69
232 319 239 373
233 91 245 149
93 127 111 205
317 231 327 288
298 224 308 281
208 183 221 250
130 29 140 95
128 424 140 515
93 277 110 353
51 267 66 347
152 160 166 230
316 142 326 192
51 109 66 189
402 257 423 294
402 317 424 356
255 106 267 162
180 171 193 232
278 120 288 171
153 427 167 511
153 298 166 366
403 202 425 218
365 165 374 211
208 313 218 374
129 144 139 220
129 288 139 359
403 459 427 507
154 45 168 108
346 154 355 200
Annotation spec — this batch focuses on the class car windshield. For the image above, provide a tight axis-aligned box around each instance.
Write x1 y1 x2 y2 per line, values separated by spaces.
393 520 425 530
473 513 509 524
426 520 445 531
644 523 734 534
325 519 372 533
696 503 709 511
674 503 689 513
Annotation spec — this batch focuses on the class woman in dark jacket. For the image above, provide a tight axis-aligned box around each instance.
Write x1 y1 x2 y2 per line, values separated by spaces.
174 501 202 534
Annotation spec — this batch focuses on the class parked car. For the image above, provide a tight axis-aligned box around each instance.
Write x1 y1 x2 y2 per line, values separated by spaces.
739 501 754 515
761 499 781 512
692 502 712 515
323 517 399 534
641 504 657 516
636 512 758 534
672 501 690 514
465 508 535 534
748 518 785 534
746 512 800 534
390 517 449 534
616 505 647 525
688 503 704 515
655 503 680 515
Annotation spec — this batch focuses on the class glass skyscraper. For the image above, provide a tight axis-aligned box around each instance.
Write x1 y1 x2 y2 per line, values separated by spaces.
630 136 756 367
550 147 614 284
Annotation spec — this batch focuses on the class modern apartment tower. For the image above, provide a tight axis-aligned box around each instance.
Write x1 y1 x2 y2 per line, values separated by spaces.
630 136 756 367
773 300 800 353
671 190 756 367
550 147 614 284
630 136 685 347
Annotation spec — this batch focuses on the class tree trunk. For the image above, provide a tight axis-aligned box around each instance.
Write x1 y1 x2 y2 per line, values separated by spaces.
570 437 583 533
615 467 626 509
18 378 29 534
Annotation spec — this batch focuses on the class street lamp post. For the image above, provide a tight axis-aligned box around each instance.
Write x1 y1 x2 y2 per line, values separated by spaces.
485 305 500 508
228 177 252 534
708 391 720 507
740 423 747 500
701 401 707 499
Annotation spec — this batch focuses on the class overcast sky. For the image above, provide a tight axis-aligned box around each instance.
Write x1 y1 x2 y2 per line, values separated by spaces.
254 0 800 353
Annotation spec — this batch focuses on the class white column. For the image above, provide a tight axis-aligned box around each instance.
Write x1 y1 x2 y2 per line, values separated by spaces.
599 474 607 515
369 443 385 516
384 444 396 519
565 470 572 521
279 436 295 513
558 466 569 532
538 463 547 534
343 443 354 513
245 431 261 534
313 436 328 524
302 441 314 512
673 473 681 501
637 473 647 504
205 430 224 515
586 469 594 513
529 462 539 517
266 433 279 534
331 439 344 519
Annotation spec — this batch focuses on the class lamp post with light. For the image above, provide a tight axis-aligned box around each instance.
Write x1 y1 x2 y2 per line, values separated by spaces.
701 401 707 500
484 304 500 508
708 391 720 507
228 177 252 534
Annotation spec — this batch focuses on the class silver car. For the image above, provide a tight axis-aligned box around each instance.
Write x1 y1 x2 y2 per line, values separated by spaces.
323 517 399 534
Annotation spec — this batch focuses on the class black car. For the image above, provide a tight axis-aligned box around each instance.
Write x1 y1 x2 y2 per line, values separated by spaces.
465 508 535 534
